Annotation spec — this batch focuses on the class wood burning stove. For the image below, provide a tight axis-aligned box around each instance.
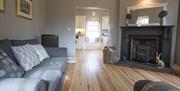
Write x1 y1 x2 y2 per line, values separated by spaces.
130 37 159 64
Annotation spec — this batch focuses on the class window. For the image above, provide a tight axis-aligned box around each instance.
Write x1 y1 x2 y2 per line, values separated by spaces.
136 16 149 26
86 21 100 43
87 22 99 31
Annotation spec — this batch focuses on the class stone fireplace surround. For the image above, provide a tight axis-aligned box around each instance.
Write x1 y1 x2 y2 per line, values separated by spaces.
120 26 174 67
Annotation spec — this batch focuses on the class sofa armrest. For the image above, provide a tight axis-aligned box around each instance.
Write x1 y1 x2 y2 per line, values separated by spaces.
134 80 180 91
134 80 153 91
0 78 47 91
45 47 67 57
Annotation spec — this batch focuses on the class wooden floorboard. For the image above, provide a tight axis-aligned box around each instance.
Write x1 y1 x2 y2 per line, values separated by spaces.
62 50 180 91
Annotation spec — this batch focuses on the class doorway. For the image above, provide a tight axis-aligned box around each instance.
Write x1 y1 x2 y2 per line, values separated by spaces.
75 8 110 50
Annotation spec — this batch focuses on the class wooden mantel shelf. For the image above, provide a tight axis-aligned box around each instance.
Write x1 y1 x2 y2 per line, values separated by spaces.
120 25 174 29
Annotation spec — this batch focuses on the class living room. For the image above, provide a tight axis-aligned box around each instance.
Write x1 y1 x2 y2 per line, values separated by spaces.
0 0 180 91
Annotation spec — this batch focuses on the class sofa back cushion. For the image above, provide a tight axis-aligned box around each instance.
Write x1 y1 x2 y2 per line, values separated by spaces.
11 39 40 46
0 39 40 66
0 39 17 64
0 49 24 78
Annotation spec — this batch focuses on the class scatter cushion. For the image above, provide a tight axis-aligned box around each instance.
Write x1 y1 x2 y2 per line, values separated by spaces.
0 39 18 65
30 44 49 62
0 49 24 78
11 44 40 71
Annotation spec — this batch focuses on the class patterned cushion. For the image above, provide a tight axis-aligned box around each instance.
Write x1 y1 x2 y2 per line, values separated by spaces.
30 44 49 62
11 44 41 71
0 39 18 65
0 49 24 78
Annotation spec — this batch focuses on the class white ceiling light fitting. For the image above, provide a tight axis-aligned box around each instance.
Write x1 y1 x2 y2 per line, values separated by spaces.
92 11 96 17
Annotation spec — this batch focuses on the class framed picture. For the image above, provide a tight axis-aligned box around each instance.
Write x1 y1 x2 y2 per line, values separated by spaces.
0 0 5 12
16 0 32 20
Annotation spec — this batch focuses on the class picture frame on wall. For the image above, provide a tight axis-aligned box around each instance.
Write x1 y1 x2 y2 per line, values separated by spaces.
16 0 32 20
0 0 5 12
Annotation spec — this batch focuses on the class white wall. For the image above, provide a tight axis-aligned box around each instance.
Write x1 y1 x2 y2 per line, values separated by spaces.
45 0 119 61
175 1 180 65
118 0 179 64
45 0 76 58
0 0 47 40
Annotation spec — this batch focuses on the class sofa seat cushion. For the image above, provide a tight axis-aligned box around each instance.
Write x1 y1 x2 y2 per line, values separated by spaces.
23 70 62 91
23 57 67 77
0 78 47 91
39 57 67 73
23 57 67 74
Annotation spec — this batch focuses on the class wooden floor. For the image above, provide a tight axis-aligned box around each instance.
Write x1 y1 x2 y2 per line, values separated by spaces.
62 50 180 91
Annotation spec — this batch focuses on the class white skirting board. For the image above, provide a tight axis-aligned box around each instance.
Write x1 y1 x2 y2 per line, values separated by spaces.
67 57 76 63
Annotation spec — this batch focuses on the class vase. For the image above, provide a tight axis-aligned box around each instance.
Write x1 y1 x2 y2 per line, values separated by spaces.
126 20 129 26
160 18 163 26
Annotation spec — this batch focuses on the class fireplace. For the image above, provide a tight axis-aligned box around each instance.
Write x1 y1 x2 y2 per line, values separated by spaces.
120 26 174 67
130 37 158 64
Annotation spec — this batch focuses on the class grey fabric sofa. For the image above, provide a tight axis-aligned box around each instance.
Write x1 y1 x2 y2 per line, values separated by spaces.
0 39 67 91
134 80 180 91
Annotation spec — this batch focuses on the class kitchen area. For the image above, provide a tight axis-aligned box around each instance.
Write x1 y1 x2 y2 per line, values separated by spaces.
75 8 110 50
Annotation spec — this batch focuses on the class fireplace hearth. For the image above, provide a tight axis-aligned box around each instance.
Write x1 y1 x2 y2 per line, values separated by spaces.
119 26 174 72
